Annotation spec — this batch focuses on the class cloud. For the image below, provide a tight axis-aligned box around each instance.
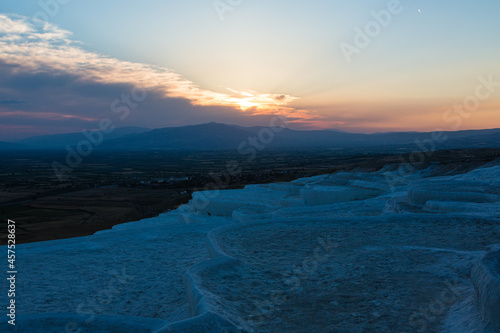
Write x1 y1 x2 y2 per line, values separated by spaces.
0 13 314 128
0 99 25 104
0 14 34 35
0 110 98 121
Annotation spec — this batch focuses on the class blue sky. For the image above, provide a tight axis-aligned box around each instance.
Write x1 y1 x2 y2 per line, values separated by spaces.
0 0 499 139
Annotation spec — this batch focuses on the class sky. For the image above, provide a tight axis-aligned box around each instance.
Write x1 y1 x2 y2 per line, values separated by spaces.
0 0 499 140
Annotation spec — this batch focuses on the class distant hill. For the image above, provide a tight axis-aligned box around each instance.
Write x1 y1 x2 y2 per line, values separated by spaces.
99 123 500 151
440 130 500 149
101 123 268 150
97 122 374 150
18 126 150 149
13 123 500 152
0 141 28 150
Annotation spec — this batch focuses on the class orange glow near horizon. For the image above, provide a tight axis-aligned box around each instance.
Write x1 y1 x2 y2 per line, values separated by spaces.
0 14 499 135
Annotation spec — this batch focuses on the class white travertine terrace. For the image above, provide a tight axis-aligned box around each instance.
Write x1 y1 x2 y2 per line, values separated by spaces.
4 163 499 332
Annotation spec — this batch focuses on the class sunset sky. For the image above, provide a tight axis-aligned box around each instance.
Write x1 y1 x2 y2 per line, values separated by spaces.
0 0 499 140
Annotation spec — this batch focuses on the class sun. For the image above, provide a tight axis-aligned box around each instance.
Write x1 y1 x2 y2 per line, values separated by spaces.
219 88 299 113
237 99 259 110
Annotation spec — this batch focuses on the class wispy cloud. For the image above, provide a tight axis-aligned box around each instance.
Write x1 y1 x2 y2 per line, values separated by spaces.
0 14 34 34
0 14 311 121
0 110 98 121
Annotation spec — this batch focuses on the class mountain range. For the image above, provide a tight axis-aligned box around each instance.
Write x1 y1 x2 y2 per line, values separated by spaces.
17 126 149 149
2 123 500 152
